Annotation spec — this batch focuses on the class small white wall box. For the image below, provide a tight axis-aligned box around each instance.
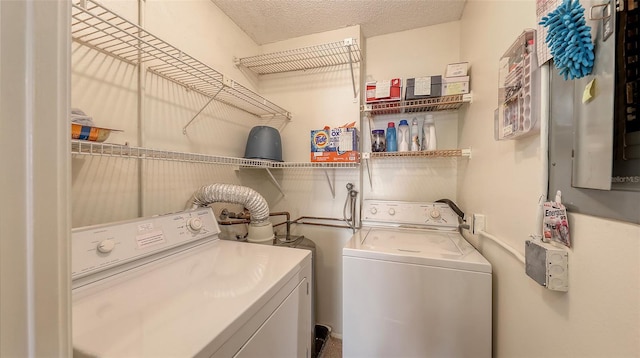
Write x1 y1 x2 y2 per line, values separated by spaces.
525 239 568 292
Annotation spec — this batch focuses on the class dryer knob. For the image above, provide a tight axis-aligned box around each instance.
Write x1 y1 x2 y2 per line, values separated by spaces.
430 209 441 219
388 208 396 216
97 239 115 254
187 217 203 232
369 207 378 215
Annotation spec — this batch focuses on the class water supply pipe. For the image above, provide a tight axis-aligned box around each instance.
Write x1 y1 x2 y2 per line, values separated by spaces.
343 183 358 233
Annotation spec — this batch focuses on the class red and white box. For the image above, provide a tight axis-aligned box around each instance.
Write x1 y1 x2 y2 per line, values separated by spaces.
366 78 402 103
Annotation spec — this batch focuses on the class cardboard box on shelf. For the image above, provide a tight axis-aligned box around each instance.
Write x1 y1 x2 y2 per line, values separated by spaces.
442 76 470 95
311 127 359 162
365 78 402 103
445 62 469 77
405 76 442 100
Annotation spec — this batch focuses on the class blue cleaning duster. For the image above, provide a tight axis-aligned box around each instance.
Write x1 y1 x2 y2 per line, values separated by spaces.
539 0 595 80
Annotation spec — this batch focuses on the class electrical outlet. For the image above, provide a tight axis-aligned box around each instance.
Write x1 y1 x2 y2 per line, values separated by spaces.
472 214 485 234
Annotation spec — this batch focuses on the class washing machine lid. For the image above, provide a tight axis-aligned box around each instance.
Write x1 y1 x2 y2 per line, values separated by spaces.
343 227 491 273
72 240 311 358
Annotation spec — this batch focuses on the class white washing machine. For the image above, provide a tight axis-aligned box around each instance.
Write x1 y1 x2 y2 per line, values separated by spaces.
343 200 492 358
72 207 312 358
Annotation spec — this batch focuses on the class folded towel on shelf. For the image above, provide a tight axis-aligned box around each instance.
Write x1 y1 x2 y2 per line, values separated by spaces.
70 108 95 127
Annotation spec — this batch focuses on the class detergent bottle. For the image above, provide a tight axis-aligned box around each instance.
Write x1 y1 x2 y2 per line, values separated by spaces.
386 122 397 152
410 117 420 151
397 119 410 152
422 115 437 151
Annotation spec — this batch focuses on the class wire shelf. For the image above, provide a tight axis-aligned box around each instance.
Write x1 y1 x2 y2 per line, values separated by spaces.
71 0 290 120
368 149 471 159
362 94 472 115
236 38 362 75
268 161 359 169
71 140 360 168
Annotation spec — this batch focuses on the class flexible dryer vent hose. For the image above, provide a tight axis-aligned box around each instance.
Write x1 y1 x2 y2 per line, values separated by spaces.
190 183 270 224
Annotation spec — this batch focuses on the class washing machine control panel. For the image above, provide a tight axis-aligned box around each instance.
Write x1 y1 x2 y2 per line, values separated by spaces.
362 200 460 230
71 207 220 281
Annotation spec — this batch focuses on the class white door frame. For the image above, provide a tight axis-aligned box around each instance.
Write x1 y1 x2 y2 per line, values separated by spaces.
0 0 71 356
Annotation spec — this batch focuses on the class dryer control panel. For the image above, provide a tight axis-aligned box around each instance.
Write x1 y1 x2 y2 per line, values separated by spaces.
71 208 220 282
362 200 460 230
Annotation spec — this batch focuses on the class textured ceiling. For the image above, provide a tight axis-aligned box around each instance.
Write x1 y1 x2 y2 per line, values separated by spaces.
211 0 467 45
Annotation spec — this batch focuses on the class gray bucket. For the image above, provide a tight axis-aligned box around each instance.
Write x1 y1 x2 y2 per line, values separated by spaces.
244 126 283 162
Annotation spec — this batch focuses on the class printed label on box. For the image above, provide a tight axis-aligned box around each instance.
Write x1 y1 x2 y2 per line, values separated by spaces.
445 82 467 94
311 128 359 162
414 76 432 96
366 87 376 100
442 78 470 95
374 80 391 98
312 131 329 149
338 129 354 151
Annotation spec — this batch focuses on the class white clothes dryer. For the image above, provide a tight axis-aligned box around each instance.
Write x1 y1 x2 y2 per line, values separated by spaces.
343 200 492 358
72 208 312 358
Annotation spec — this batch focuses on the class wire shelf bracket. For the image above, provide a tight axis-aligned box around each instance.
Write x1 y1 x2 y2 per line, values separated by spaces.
264 168 285 196
324 170 336 199
183 86 224 134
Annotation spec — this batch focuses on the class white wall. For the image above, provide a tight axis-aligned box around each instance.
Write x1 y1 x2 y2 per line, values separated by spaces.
458 1 640 357
364 22 461 202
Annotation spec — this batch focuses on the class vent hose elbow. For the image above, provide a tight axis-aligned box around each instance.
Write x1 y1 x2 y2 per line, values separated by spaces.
190 183 274 244
191 183 269 223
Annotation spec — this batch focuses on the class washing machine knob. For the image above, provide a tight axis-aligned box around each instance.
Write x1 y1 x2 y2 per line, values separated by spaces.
388 208 396 216
187 217 203 232
97 239 115 254
369 207 378 215
430 209 441 219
